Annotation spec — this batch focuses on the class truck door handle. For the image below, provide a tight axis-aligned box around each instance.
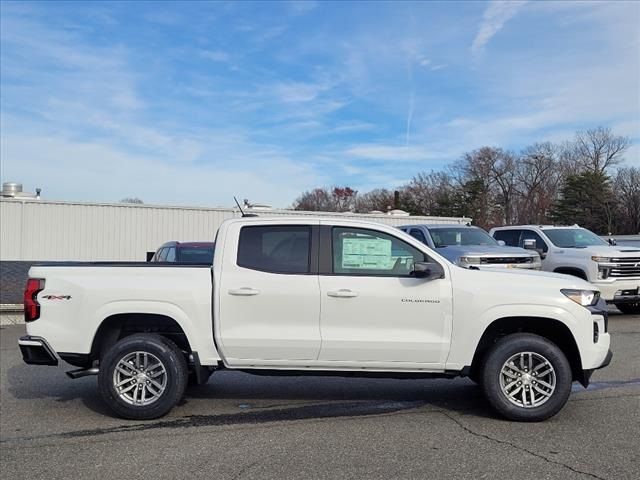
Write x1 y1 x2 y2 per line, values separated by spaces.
327 289 359 298
228 288 260 296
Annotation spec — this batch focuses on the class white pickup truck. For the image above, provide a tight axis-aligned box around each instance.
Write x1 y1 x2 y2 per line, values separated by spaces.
20 217 612 422
491 225 640 314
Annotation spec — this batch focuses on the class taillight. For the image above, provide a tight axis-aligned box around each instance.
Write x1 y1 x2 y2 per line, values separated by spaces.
24 278 45 322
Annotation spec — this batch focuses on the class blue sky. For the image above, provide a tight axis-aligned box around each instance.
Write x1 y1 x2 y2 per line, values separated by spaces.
1 0 639 207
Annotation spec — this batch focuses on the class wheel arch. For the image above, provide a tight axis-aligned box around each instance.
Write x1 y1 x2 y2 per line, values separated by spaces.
90 312 192 363
469 316 583 384
553 267 588 281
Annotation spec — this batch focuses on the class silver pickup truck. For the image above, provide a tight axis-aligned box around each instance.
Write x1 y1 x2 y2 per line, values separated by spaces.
399 224 541 269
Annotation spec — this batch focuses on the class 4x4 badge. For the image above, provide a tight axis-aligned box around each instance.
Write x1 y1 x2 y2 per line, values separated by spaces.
42 295 72 300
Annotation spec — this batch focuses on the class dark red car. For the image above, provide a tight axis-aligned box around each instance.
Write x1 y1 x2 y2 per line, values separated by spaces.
150 241 215 264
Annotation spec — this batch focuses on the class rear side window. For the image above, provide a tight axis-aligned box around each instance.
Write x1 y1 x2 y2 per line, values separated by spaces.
409 228 428 245
493 230 521 247
238 225 311 274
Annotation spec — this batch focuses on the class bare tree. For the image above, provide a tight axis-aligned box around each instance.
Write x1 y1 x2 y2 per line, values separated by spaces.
355 188 394 213
515 142 563 224
293 186 357 212
614 167 640 234
489 150 518 225
572 127 629 174
399 171 457 216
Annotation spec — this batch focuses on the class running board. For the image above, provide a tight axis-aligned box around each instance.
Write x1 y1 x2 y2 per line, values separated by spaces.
66 367 99 379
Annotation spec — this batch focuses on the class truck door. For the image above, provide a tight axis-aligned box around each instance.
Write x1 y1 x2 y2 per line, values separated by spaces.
317 224 452 367
218 222 321 365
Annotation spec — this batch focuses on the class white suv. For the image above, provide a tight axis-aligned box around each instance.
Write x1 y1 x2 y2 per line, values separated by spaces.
491 225 640 314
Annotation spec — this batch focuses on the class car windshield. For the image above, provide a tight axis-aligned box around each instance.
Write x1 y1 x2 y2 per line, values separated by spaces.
543 229 608 248
430 227 498 247
178 247 215 263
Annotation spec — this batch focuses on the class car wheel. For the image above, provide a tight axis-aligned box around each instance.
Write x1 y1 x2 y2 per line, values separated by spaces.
481 333 572 422
616 303 640 315
98 334 188 420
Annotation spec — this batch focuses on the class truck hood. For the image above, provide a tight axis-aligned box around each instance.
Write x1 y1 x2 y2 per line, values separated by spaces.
457 264 594 290
436 245 536 262
553 245 640 257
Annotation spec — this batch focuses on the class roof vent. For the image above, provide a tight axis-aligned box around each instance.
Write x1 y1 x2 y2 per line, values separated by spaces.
0 182 40 199
388 209 410 216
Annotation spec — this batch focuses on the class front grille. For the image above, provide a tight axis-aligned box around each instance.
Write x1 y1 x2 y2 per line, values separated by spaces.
608 259 640 278
480 257 532 264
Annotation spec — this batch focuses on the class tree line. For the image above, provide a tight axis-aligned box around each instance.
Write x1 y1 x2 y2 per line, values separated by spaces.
293 127 639 235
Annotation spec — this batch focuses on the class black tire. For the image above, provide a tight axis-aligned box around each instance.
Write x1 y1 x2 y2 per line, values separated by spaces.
98 334 188 420
616 303 640 315
480 333 572 422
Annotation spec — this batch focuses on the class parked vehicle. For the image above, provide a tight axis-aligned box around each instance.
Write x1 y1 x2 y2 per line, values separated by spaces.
150 241 215 264
399 224 540 269
491 225 640 315
20 217 611 422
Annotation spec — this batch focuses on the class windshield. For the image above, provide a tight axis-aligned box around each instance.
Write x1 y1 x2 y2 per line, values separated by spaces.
178 247 215 263
543 229 608 248
430 227 498 247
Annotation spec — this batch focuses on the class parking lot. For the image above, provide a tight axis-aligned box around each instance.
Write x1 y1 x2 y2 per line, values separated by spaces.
0 311 637 480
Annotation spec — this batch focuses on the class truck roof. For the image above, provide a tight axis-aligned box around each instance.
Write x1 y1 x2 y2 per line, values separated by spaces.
399 223 476 229
492 225 582 230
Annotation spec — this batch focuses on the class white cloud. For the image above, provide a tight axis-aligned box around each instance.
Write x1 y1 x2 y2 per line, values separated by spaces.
198 49 230 62
288 1 317 16
472 1 528 53
345 144 441 162
273 81 330 103
0 130 326 207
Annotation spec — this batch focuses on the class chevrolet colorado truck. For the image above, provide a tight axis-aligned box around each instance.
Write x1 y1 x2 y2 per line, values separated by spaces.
491 225 640 314
20 217 612 421
398 224 541 269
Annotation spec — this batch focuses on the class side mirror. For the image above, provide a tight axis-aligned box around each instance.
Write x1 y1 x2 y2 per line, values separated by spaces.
523 239 546 259
608 238 617 246
497 240 506 246
412 261 445 280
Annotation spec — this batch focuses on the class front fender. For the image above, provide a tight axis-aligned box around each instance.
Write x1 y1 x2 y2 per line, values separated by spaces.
445 303 583 370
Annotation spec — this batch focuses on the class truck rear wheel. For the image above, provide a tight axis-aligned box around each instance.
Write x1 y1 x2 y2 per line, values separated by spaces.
98 334 188 420
616 303 640 315
480 333 572 422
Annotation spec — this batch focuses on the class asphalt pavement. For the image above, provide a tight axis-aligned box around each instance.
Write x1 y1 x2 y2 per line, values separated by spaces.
1 313 639 480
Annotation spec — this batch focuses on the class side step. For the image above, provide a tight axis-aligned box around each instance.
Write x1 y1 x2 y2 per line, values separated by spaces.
66 367 99 379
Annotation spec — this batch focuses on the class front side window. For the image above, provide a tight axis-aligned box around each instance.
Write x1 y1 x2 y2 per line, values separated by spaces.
543 228 608 248
332 227 428 276
520 230 549 252
430 227 498 248
165 247 176 262
238 225 310 274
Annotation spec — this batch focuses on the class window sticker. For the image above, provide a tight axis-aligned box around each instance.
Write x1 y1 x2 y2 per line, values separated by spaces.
341 236 394 270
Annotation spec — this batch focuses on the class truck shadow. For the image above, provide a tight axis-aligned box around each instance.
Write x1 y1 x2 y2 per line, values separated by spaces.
6 363 496 424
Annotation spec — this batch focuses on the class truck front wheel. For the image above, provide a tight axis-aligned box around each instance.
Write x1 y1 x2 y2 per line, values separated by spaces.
481 333 572 422
98 334 188 420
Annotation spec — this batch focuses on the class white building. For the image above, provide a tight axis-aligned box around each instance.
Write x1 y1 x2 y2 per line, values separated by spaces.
0 198 470 262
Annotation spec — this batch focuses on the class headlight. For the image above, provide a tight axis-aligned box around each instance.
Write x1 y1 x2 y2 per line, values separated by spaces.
591 256 612 263
459 256 481 265
561 289 600 306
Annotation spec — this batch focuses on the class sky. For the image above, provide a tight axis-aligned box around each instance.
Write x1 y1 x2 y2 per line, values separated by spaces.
1 0 639 208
